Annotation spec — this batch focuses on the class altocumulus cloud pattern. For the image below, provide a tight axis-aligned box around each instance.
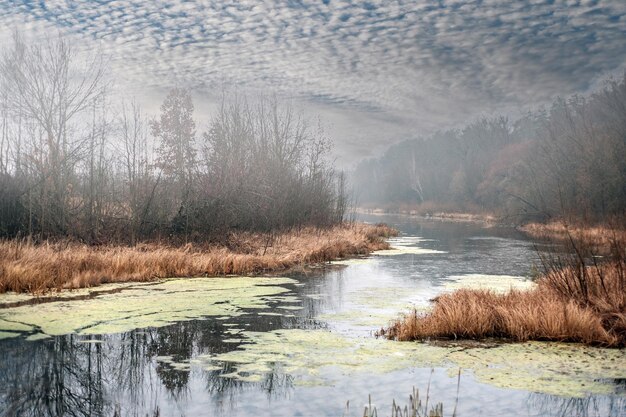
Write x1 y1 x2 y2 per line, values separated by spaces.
1 0 625 162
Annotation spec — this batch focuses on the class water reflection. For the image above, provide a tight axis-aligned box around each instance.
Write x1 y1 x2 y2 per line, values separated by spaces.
529 393 626 417
1 216 624 417
0 318 302 416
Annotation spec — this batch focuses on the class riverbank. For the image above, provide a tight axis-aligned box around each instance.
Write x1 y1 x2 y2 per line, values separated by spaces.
519 221 626 249
356 207 497 223
0 223 396 294
380 237 626 347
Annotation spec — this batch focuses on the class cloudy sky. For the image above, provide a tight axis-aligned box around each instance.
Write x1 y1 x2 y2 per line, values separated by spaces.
1 0 625 166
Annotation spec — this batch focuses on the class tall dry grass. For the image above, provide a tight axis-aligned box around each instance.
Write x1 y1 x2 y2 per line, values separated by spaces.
520 220 626 250
0 223 396 294
381 227 626 347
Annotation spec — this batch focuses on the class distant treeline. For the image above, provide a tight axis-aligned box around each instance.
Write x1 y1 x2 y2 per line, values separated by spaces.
352 74 626 223
0 35 347 243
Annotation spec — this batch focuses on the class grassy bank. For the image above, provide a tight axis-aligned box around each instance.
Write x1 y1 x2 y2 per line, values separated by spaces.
0 223 396 294
520 221 626 249
381 232 626 348
357 205 496 224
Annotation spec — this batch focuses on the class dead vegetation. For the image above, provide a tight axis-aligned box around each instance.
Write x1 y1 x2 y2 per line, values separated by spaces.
380 226 626 348
520 220 626 249
0 223 396 294
343 370 459 417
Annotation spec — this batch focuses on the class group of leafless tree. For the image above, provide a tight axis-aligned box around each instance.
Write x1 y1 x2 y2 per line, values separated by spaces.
353 74 626 223
0 34 347 243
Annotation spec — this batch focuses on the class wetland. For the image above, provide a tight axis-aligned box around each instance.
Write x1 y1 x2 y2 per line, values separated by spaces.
0 215 624 417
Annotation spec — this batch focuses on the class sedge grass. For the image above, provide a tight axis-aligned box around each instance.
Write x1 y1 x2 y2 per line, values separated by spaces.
381 228 626 348
0 223 396 294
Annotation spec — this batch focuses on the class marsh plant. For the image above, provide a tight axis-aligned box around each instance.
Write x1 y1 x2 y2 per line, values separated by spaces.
382 223 626 347
0 223 395 294
343 371 458 417
344 392 443 417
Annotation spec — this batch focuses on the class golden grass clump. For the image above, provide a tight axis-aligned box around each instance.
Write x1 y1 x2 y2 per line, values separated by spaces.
0 222 396 294
381 285 619 346
520 221 626 250
381 230 626 348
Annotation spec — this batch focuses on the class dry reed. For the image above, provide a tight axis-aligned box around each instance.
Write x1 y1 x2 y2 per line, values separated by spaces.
381 228 626 347
343 369 458 417
520 221 626 250
0 223 396 294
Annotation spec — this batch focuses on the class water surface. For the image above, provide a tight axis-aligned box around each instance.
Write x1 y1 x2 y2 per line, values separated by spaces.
0 215 624 417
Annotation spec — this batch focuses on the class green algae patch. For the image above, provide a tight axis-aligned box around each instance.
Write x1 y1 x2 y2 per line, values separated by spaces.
0 282 156 308
387 236 434 246
0 319 35 332
447 342 626 397
374 247 446 256
0 277 299 339
203 328 626 397
373 236 444 256
25 333 50 341
319 310 400 327
0 330 21 340
208 329 451 385
0 292 37 306
443 274 534 293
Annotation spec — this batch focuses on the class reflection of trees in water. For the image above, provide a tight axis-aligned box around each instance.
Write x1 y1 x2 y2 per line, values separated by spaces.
0 310 311 417
0 336 108 416
292 268 347 325
0 278 349 416
201 360 295 416
529 392 626 417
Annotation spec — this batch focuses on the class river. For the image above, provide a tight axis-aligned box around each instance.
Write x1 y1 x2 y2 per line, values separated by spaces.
0 214 624 417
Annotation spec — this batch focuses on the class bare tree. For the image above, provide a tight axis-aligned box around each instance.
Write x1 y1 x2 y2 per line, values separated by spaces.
0 32 106 236
119 100 152 244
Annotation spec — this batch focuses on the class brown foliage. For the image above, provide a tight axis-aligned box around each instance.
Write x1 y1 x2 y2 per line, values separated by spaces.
520 221 626 250
381 231 626 347
0 223 396 294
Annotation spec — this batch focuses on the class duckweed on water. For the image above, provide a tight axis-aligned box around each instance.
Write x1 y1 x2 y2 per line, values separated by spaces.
447 341 626 397
0 292 39 306
205 328 626 397
0 277 298 338
374 247 446 256
25 333 50 341
0 331 19 339
208 329 449 386
443 274 534 293
0 318 34 332
0 282 153 308
387 236 434 245
372 236 445 256
318 310 398 327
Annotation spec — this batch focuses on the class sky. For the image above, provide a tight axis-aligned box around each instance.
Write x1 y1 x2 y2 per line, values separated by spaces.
0 0 625 167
